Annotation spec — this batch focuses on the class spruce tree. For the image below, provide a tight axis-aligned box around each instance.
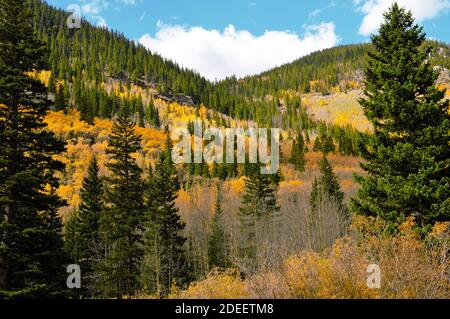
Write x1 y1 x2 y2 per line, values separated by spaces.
290 132 306 172
48 74 56 94
143 150 188 298
239 163 280 261
352 4 450 231
54 83 67 113
99 112 145 298
207 184 228 269
163 128 182 192
322 134 335 155
240 164 280 218
313 136 322 152
309 156 349 250
0 0 67 298
313 132 335 155
310 157 348 217
65 156 103 297
146 99 160 128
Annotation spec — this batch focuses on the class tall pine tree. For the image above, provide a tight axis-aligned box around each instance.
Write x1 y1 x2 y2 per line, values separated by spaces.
309 156 349 250
207 184 228 270
239 163 280 262
290 132 306 172
0 0 67 298
352 4 450 231
65 156 103 297
142 148 188 298
240 164 280 218
54 83 67 113
99 112 145 298
310 157 349 217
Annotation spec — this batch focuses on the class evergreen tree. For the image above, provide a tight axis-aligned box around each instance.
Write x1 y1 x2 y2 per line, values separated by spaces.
163 127 181 191
146 100 160 128
310 157 348 218
313 136 322 152
239 163 280 260
290 132 306 172
0 0 67 298
54 83 67 112
240 164 280 218
352 4 450 231
212 162 220 179
64 211 80 271
309 156 349 250
99 112 145 298
322 134 335 155
142 150 188 298
207 184 228 269
48 72 56 94
65 156 103 297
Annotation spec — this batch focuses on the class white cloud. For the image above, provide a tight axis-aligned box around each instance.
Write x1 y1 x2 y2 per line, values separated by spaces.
80 0 137 15
96 16 108 28
78 1 109 27
308 1 337 19
81 0 109 15
79 0 140 27
139 23 340 81
309 9 322 18
354 0 450 36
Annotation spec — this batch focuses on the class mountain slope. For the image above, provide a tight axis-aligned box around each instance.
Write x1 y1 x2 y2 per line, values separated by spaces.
214 40 450 98
31 0 212 103
32 0 449 131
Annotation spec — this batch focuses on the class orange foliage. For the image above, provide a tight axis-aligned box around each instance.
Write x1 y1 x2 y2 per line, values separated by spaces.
171 270 249 299
174 217 449 299
282 238 378 299
225 176 246 194
45 110 166 217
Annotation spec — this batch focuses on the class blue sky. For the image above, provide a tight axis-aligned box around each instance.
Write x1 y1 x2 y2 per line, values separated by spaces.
46 0 450 80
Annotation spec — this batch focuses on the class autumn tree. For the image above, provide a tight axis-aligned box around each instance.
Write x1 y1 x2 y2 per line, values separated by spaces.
352 4 450 231
0 0 67 298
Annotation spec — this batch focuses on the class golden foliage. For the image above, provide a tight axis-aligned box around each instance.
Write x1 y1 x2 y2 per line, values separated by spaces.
26 70 52 86
45 110 165 217
225 176 246 194
352 216 450 299
282 238 378 299
172 269 249 299
304 91 372 132
174 217 449 299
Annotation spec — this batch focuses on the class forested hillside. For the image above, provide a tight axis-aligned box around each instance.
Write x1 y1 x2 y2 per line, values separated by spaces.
1 0 449 300
30 0 373 163
31 0 450 130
